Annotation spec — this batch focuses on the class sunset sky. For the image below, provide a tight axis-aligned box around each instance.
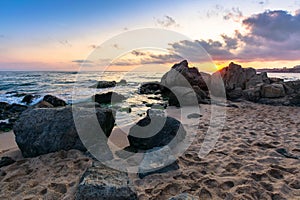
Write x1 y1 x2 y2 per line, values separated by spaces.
1 0 300 71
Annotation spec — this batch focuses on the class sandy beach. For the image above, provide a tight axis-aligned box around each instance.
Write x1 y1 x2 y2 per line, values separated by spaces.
1 102 299 199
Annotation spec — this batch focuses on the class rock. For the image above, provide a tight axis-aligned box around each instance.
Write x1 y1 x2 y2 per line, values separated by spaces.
161 60 210 91
169 193 199 200
127 110 186 150
213 62 256 91
167 86 201 107
21 94 35 104
226 87 243 100
138 147 180 179
8 104 28 113
187 113 202 119
261 84 285 98
284 80 300 93
118 79 127 85
139 82 162 94
13 106 115 157
89 80 116 88
288 93 300 106
34 100 55 108
245 72 270 89
243 86 261 102
0 157 16 168
93 92 126 104
269 77 284 83
0 121 13 132
43 95 67 107
76 162 137 200
276 148 299 159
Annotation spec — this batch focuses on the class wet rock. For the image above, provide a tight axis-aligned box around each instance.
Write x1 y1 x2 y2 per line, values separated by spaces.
13 106 115 157
128 110 186 150
93 92 126 104
21 94 35 104
43 95 67 107
138 147 180 179
118 79 127 85
139 82 162 94
76 162 137 200
89 80 116 88
0 157 16 168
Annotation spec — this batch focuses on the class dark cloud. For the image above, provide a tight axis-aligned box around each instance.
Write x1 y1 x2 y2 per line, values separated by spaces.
72 60 93 64
131 50 146 56
223 7 243 22
156 15 179 27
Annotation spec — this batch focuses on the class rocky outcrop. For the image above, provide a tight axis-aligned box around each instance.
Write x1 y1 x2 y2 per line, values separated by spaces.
89 80 116 88
13 106 115 157
76 162 137 200
92 92 126 104
127 109 186 150
0 102 27 132
43 95 67 107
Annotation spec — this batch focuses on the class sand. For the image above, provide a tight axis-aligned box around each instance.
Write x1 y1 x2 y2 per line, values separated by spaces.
0 102 300 199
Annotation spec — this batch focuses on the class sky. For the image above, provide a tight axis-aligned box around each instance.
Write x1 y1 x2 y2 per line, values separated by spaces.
0 0 300 71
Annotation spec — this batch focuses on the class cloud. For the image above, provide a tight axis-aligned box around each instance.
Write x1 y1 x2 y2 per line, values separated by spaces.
72 60 93 64
90 44 97 49
156 15 179 27
223 7 243 22
59 40 72 47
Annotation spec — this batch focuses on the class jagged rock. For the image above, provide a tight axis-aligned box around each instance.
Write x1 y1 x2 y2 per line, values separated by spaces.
261 84 285 98
89 80 116 88
169 193 199 200
0 157 15 168
246 72 270 89
21 94 34 104
139 82 162 94
167 87 199 106
43 95 67 107
226 87 243 100
93 92 126 104
13 106 115 157
138 147 179 179
76 162 137 200
161 60 210 91
214 62 256 91
243 86 262 102
128 110 186 150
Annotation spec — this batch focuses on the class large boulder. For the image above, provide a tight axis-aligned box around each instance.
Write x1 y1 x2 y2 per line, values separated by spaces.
127 110 186 150
13 106 115 157
76 162 137 200
92 92 126 104
43 95 67 107
166 86 201 107
89 80 116 88
213 62 256 91
261 83 285 98
161 60 210 91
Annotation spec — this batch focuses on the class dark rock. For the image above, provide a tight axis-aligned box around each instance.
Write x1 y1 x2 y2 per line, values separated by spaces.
243 86 261 102
245 72 270 89
226 87 243 100
43 95 67 107
187 113 202 119
21 94 34 104
93 92 126 104
138 147 180 179
276 148 299 159
34 100 54 108
161 60 210 91
118 79 127 85
12 93 27 97
261 84 285 98
128 110 186 150
13 106 115 157
89 80 116 88
9 104 28 113
289 93 300 106
0 121 13 132
0 102 10 110
139 82 162 94
269 77 284 83
169 193 199 200
0 156 16 168
213 62 256 91
76 162 137 200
